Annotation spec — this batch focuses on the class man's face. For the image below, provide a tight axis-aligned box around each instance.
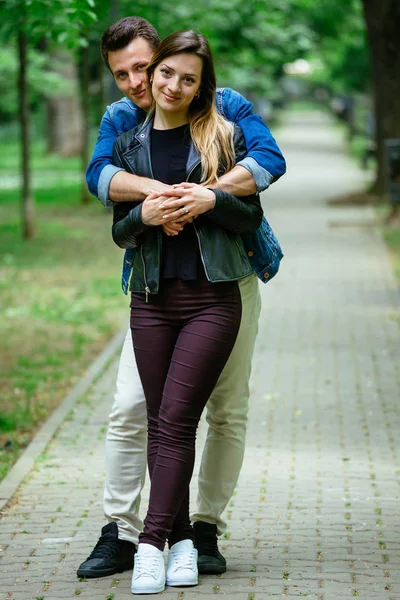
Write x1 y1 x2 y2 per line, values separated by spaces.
108 37 154 111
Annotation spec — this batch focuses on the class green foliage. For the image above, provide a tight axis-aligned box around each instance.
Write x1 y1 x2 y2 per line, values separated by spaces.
292 0 370 93
111 0 369 96
0 0 97 47
116 0 315 96
0 47 70 118
0 0 371 127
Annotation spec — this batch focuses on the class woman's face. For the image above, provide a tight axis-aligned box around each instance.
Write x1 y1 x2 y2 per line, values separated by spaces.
152 52 202 118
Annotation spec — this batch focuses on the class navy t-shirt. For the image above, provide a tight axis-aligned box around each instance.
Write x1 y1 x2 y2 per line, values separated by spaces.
150 124 205 280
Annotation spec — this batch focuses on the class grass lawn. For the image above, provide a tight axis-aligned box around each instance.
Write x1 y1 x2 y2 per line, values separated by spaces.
0 179 129 481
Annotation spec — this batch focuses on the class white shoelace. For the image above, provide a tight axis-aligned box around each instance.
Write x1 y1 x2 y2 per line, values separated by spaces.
171 550 197 571
134 554 161 578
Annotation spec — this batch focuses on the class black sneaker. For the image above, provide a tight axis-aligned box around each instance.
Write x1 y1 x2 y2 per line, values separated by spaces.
77 522 136 579
193 521 227 574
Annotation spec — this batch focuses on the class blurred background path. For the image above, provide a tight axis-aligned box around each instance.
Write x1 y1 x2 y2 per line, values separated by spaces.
1 110 399 600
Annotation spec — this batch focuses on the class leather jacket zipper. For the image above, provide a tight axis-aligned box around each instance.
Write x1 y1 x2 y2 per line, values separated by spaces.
140 246 150 302
192 221 210 280
186 159 210 280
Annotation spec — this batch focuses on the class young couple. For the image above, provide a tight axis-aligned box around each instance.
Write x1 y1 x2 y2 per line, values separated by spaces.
78 16 286 595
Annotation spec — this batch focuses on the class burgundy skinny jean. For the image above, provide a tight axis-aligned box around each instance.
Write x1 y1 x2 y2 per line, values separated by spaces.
130 277 242 551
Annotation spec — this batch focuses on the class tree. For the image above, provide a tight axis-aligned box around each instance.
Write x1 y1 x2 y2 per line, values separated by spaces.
18 26 34 239
0 0 97 238
291 0 400 217
361 0 400 220
45 50 84 157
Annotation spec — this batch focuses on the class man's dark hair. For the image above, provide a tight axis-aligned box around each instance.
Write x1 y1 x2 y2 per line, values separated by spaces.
101 16 160 70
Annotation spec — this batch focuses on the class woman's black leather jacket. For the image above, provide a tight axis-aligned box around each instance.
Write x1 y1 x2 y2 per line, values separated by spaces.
112 118 263 297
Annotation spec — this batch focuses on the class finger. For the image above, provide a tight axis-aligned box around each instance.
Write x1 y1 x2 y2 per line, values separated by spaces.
164 221 183 232
163 205 191 219
162 221 183 234
171 222 184 231
162 226 181 236
162 227 174 236
158 189 187 199
174 216 194 224
160 198 191 210
152 195 170 204
145 192 160 201
172 182 195 189
162 209 186 222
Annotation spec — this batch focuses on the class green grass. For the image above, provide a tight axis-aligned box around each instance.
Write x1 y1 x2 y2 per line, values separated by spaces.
0 139 82 172
0 183 84 206
0 178 128 481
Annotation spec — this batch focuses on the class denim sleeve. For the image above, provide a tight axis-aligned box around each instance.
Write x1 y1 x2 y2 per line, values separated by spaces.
221 89 286 191
238 157 273 189
86 103 144 207
86 108 121 204
98 165 124 208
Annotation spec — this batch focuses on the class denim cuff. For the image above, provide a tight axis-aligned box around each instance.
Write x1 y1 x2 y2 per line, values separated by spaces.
98 164 125 208
236 157 273 192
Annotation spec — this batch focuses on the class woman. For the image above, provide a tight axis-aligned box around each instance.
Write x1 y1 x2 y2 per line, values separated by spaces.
112 30 263 594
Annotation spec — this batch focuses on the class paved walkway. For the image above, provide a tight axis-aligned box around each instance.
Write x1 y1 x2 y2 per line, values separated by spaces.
1 111 400 600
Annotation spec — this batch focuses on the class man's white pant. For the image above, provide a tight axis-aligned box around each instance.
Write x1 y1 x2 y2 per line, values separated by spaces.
104 274 261 544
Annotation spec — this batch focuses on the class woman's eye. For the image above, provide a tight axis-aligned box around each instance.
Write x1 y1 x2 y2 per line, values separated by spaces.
117 73 126 80
160 68 171 76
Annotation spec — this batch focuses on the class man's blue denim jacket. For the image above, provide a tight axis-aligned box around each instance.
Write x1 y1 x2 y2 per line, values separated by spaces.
86 88 286 293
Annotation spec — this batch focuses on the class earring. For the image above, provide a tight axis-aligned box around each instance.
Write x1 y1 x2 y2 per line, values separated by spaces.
149 77 153 84
194 92 200 99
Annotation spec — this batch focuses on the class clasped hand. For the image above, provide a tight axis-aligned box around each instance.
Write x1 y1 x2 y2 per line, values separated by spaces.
141 182 216 237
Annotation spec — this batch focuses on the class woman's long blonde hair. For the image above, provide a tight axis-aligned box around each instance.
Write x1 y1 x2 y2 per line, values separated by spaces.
146 30 235 185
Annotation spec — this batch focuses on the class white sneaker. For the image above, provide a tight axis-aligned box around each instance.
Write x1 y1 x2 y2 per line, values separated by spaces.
166 539 198 586
131 543 165 594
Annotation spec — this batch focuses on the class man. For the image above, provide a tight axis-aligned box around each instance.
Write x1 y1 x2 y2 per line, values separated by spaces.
78 16 286 580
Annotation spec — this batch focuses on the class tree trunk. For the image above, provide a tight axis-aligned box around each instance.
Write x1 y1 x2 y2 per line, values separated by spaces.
107 0 122 104
46 50 84 157
78 42 91 204
362 0 400 202
18 31 34 240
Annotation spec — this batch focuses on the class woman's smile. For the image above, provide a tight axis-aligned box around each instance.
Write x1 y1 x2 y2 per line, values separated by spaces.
162 91 180 101
152 53 202 123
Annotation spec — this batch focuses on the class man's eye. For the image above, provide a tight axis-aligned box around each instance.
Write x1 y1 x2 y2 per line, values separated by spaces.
137 64 146 71
116 73 126 80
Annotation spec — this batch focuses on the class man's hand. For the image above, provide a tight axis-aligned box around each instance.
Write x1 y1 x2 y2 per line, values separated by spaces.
144 179 174 198
159 182 216 224
109 172 173 202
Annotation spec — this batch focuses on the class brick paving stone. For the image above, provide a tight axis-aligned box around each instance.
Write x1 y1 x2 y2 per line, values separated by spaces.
1 111 400 600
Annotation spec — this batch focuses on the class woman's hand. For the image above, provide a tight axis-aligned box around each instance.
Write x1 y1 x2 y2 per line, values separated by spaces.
141 193 186 226
162 221 185 236
157 182 216 224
